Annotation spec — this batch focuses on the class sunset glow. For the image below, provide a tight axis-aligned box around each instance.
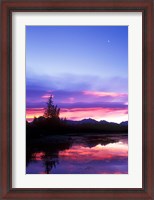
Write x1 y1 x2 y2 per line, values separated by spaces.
26 108 44 121
26 106 127 123
60 107 127 122
26 26 128 123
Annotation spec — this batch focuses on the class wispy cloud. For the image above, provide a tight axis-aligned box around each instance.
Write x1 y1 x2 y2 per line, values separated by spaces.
26 74 128 122
41 94 51 99
83 90 127 98
58 101 128 109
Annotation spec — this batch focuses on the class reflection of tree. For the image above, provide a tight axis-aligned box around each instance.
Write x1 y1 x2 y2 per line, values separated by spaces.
26 136 73 174
43 156 59 174
26 134 121 174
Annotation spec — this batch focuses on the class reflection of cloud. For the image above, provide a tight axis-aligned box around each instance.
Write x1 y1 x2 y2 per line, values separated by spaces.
26 135 128 174
59 143 128 162
32 152 45 161
56 143 128 174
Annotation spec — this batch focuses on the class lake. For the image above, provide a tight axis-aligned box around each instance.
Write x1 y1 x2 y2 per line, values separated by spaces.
26 134 128 174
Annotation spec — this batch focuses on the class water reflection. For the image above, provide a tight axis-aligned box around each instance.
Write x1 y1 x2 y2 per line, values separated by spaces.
26 134 128 174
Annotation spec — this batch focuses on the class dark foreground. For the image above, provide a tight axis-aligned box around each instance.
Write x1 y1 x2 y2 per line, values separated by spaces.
26 133 128 174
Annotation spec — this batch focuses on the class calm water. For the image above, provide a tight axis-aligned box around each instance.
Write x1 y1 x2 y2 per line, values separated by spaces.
26 134 128 174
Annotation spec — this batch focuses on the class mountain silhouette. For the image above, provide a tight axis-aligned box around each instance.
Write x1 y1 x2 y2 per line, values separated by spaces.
120 121 128 126
66 118 128 126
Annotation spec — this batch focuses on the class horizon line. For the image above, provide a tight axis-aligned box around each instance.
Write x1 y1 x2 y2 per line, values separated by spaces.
26 116 128 124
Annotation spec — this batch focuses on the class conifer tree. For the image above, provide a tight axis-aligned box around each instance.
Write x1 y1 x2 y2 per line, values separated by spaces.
44 95 60 119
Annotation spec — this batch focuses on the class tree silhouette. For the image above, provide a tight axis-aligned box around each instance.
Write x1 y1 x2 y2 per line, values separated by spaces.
44 95 60 119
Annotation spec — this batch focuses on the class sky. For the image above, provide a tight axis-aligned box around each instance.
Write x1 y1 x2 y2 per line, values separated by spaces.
26 26 128 123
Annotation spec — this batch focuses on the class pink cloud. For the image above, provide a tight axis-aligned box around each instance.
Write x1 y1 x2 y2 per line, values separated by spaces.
26 108 44 121
41 94 55 99
60 107 128 123
83 90 127 98
26 107 128 123
26 104 128 123
41 95 51 99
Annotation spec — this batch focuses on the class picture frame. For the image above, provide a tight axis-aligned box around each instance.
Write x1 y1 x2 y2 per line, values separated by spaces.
0 0 153 199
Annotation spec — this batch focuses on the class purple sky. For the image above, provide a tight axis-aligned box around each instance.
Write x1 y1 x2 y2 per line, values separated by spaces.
26 26 128 122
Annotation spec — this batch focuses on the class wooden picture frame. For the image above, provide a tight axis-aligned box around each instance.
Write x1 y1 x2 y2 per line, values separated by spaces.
1 0 153 199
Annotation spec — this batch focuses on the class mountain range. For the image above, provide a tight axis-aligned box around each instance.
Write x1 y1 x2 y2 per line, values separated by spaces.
66 118 128 126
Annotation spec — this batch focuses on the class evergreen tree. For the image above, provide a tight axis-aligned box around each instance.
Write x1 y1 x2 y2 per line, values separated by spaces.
44 95 60 119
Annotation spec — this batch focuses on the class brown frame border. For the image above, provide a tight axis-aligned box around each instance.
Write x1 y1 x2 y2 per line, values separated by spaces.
0 0 153 199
